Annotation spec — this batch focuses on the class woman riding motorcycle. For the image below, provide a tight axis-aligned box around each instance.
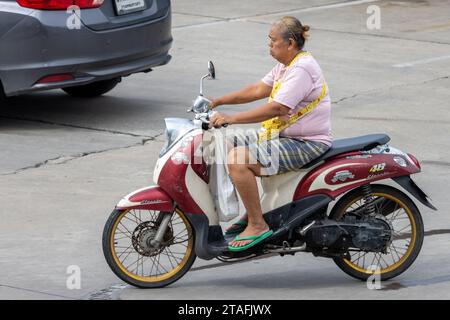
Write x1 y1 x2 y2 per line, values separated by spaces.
209 16 332 251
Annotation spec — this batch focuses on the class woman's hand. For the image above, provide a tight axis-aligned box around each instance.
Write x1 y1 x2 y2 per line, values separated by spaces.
209 112 233 128
208 98 219 109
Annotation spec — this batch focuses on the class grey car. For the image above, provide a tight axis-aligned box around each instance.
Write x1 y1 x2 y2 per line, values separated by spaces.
0 0 172 98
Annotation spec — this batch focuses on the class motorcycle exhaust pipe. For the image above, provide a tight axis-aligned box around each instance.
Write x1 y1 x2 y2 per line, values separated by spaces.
266 243 307 254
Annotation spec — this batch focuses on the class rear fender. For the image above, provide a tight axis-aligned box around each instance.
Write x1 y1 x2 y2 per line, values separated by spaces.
116 186 174 211
393 176 437 210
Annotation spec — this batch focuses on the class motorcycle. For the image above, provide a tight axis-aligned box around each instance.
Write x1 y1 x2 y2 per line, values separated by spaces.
102 62 436 288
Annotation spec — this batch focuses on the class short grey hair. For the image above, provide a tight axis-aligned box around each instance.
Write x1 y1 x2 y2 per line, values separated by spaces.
273 16 310 49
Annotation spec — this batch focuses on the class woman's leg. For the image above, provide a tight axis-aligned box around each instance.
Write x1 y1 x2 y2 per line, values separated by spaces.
227 146 269 247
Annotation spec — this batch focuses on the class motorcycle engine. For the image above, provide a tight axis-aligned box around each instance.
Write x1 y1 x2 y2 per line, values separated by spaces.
303 216 393 253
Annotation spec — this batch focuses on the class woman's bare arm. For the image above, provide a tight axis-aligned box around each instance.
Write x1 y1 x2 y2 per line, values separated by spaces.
211 82 272 108
209 101 290 127
229 102 290 124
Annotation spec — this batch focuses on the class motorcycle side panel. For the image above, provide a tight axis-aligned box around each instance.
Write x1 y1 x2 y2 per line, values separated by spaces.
157 133 204 214
157 132 218 225
116 186 174 211
294 152 420 200
260 170 308 214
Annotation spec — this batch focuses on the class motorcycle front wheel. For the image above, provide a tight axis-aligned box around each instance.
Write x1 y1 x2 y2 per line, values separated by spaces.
102 208 196 288
330 184 424 281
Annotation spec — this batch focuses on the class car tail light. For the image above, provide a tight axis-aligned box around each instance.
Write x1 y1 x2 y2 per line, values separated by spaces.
17 0 104 10
407 153 421 170
37 74 74 84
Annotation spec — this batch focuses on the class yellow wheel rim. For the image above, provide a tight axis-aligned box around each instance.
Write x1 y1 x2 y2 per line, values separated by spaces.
110 208 194 283
340 193 417 275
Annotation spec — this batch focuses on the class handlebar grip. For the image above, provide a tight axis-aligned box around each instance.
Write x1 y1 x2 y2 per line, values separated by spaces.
202 122 229 130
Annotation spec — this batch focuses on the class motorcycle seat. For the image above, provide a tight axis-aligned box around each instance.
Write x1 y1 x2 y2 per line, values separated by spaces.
303 133 391 168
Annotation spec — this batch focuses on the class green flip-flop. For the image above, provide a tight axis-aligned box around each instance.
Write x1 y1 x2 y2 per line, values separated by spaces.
224 220 248 235
228 229 273 252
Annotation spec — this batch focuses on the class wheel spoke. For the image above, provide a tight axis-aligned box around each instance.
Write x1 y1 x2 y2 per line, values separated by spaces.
370 253 377 268
379 254 390 270
116 226 133 238
110 209 193 281
390 244 403 262
395 224 411 234
149 255 157 276
155 250 170 276
163 250 177 270
118 222 134 237
363 252 366 269
132 254 143 274
375 253 383 269
336 189 420 275
122 214 138 225
117 244 134 260
354 252 362 265
161 247 184 269
124 253 140 271
393 232 412 241
114 235 132 241
172 233 189 243
165 247 185 262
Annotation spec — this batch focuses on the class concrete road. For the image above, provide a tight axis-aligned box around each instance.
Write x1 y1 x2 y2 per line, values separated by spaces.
0 0 449 299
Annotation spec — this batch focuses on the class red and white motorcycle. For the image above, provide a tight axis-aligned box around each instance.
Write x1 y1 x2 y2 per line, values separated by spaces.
102 62 436 288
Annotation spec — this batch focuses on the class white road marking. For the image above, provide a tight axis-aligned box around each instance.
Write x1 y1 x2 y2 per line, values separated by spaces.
174 0 381 30
393 54 450 68
258 0 381 18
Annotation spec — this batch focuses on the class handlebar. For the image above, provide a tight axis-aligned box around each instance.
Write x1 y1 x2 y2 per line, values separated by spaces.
196 111 229 130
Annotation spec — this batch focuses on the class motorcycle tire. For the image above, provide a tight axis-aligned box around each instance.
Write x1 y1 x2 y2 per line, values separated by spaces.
329 184 424 281
102 208 196 288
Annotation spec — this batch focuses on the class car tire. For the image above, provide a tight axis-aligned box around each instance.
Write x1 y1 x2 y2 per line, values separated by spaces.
62 77 121 98
0 81 5 103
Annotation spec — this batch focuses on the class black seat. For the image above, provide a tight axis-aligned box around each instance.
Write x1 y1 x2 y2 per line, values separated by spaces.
303 134 391 168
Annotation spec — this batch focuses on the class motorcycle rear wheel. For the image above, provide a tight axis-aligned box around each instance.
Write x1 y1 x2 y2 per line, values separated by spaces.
102 208 196 288
330 184 424 281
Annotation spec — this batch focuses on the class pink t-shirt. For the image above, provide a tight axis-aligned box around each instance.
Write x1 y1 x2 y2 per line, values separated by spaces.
261 53 332 146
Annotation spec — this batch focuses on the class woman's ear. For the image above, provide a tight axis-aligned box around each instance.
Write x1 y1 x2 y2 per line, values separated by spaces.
288 38 296 50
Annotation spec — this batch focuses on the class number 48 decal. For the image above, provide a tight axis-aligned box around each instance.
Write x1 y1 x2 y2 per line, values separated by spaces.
370 163 386 173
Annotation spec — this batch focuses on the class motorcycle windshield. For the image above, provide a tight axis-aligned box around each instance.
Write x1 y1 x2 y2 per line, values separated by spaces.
159 118 197 157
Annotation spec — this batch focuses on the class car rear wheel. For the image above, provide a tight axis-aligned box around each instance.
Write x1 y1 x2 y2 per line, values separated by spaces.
0 81 5 102
62 77 121 98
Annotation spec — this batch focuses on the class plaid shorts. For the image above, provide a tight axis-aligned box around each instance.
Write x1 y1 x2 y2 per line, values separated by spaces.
226 128 330 175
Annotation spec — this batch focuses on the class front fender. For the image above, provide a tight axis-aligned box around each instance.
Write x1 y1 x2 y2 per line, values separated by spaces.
116 186 174 211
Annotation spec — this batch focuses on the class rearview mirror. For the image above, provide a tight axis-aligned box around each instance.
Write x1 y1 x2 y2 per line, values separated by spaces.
208 61 215 79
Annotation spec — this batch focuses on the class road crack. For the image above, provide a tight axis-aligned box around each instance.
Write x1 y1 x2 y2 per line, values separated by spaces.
332 75 449 105
0 283 76 300
0 134 163 176
0 115 153 139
